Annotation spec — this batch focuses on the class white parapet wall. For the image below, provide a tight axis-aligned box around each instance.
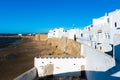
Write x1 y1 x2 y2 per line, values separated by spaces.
81 44 115 71
14 67 37 80
80 43 116 80
34 57 86 77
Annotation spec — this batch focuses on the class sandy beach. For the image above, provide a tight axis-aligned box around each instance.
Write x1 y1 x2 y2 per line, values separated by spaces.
0 38 64 80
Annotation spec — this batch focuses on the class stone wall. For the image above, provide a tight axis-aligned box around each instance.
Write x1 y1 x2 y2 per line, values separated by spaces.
47 38 81 57
34 57 86 77
35 34 48 41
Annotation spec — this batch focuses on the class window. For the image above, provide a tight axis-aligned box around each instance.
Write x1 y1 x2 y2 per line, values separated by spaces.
91 25 93 27
107 18 109 23
74 35 76 41
81 33 83 37
115 22 117 27
88 27 90 31
108 33 110 39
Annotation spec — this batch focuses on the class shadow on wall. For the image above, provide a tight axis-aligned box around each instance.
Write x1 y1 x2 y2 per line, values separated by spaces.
37 63 120 80
38 71 120 80
105 44 113 57
114 44 120 62
38 71 87 80
86 61 120 80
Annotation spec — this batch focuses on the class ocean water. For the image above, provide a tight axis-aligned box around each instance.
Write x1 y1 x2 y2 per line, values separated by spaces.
0 34 22 44
0 38 21 44
0 38 22 50
0 34 18 36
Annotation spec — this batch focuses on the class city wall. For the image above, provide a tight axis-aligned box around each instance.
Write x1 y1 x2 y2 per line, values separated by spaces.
34 57 86 77
35 34 48 41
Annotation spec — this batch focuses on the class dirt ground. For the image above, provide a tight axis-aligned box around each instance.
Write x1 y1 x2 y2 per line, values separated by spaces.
0 38 65 80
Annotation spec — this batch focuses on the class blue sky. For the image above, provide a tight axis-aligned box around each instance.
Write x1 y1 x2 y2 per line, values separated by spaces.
0 0 120 33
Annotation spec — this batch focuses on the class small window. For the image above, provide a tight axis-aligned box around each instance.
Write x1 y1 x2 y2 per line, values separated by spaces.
88 27 90 31
91 25 93 27
115 22 117 27
81 33 83 37
108 34 110 39
74 35 76 41
107 18 109 23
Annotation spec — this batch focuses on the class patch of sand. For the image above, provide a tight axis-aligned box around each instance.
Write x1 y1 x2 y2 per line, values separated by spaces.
0 38 82 80
0 38 64 80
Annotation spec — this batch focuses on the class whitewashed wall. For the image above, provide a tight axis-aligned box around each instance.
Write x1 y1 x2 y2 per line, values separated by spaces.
109 10 120 28
80 40 119 80
93 15 108 26
67 29 81 40
48 28 64 38
68 29 76 40
80 43 116 80
48 28 82 40
34 57 86 77
81 44 115 71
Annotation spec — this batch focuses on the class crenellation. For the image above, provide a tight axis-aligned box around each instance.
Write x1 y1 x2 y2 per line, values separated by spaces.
34 57 86 77
35 57 84 59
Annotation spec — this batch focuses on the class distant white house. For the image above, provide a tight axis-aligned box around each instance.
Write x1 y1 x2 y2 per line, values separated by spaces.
18 34 22 37
48 28 81 41
48 28 64 38
67 28 81 40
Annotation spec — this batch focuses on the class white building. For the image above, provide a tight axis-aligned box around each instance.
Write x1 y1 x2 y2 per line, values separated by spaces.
48 28 64 38
79 9 120 59
67 28 81 40
48 28 82 41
